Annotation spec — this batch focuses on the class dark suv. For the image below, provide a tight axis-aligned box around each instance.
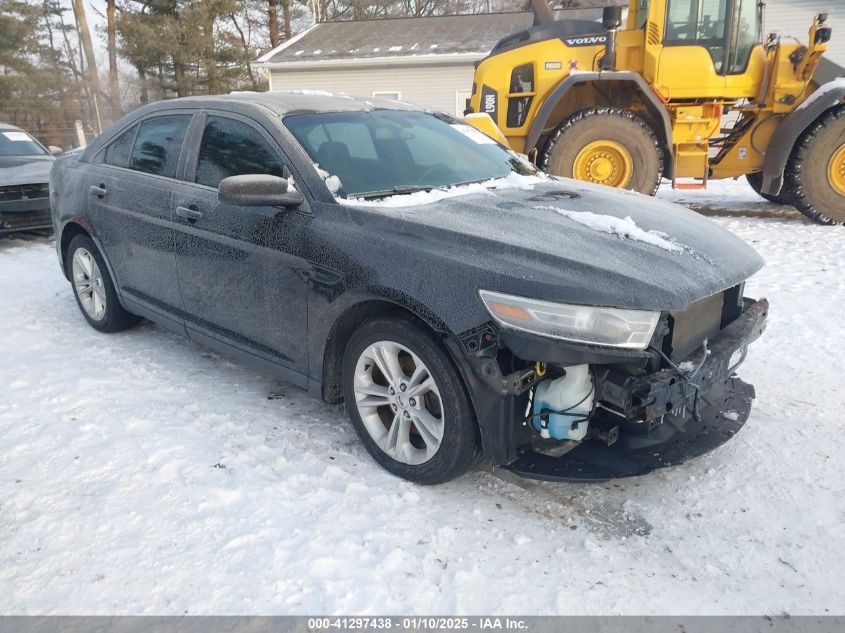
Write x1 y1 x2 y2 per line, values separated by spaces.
50 92 767 484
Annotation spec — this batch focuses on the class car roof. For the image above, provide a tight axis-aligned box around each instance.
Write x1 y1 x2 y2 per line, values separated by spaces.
80 91 430 165
154 91 425 116
0 122 26 132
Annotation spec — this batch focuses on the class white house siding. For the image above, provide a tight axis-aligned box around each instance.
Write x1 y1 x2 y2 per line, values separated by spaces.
764 0 844 80
268 62 477 116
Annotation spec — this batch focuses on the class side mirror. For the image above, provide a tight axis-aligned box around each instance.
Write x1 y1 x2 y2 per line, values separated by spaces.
814 26 832 45
48 145 63 156
218 174 303 208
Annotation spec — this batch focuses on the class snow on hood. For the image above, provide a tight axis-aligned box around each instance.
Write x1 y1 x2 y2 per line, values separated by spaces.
536 205 685 253
343 178 765 312
339 172 549 207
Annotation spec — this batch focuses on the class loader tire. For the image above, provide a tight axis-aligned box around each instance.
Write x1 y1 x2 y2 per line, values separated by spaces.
784 106 845 225
746 171 792 205
541 107 664 196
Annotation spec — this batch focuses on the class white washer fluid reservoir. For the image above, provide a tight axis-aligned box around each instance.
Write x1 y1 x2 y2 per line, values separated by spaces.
531 365 594 441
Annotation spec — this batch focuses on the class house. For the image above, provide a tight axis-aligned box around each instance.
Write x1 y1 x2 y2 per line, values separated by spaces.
764 0 843 83
255 9 602 117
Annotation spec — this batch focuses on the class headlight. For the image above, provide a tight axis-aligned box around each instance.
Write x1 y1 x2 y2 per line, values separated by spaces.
479 290 660 350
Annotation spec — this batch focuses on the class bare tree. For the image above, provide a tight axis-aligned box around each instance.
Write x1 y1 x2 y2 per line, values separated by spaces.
106 0 121 119
230 11 259 88
269 0 280 46
282 0 291 39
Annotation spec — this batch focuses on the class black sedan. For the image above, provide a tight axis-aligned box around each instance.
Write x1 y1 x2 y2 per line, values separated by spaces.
0 123 58 234
50 92 767 484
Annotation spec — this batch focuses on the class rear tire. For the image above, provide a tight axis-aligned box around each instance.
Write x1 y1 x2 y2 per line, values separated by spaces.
67 234 141 333
341 314 479 484
784 106 845 225
541 107 664 195
745 171 791 205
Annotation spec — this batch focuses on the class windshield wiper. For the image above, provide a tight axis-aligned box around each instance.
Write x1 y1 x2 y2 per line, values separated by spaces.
354 184 448 200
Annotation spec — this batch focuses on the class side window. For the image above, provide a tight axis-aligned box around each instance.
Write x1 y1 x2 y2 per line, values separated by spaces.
665 0 729 72
103 125 137 168
195 116 285 189
129 115 191 178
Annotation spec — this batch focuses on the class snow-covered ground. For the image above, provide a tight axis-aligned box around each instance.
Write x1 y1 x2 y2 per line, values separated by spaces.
1 180 843 615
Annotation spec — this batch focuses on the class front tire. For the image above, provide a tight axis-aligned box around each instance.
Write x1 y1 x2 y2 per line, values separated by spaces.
784 106 845 225
541 107 664 195
342 315 479 484
67 234 141 333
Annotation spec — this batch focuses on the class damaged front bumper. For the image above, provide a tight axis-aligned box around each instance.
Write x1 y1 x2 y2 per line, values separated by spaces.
449 297 769 482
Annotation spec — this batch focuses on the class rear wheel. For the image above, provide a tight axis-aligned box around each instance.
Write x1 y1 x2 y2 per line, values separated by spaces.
784 106 845 224
745 171 792 204
342 315 478 484
541 107 664 195
67 234 141 333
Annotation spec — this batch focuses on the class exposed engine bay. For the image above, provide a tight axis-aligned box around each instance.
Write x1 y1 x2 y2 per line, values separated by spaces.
451 284 768 481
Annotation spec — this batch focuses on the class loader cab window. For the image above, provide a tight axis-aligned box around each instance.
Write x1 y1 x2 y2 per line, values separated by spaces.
634 0 650 29
664 0 761 74
727 0 762 74
665 0 729 72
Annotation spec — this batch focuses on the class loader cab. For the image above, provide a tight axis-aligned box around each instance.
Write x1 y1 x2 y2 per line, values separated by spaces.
637 0 766 98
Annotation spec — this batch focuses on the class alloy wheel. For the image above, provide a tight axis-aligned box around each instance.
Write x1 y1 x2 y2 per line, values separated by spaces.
353 340 444 465
72 247 107 321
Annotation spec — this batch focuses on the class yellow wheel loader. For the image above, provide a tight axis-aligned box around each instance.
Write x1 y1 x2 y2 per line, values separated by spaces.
465 0 845 224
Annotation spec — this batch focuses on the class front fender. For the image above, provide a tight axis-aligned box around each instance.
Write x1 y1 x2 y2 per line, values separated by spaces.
762 78 845 195
307 283 457 399
523 71 675 177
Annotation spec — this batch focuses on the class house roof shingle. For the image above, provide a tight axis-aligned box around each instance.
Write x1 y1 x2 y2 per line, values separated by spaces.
258 9 603 65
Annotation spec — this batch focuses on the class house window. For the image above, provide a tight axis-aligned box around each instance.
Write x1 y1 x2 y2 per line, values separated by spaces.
372 91 401 101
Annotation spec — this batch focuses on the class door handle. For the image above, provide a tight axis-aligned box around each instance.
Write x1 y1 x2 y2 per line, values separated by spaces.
89 184 107 198
175 205 203 221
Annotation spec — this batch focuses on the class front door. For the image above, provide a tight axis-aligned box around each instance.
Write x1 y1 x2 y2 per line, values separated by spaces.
86 113 193 318
172 112 311 377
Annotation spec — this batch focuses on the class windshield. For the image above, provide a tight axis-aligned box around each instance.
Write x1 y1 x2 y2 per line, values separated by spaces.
0 130 48 157
284 110 536 199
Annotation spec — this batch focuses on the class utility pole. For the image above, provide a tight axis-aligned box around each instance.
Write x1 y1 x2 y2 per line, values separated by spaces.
71 0 103 133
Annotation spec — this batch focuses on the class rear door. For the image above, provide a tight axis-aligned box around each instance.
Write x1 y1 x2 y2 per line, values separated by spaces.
86 113 194 322
172 111 311 380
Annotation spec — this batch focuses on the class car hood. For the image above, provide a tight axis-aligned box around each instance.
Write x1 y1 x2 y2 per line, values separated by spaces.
345 178 765 312
0 155 54 186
